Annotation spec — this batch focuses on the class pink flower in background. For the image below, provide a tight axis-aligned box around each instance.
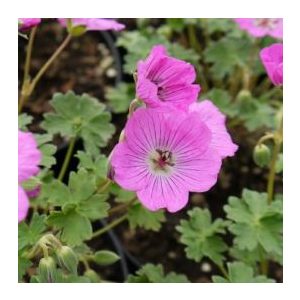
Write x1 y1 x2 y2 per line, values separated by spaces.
260 43 283 86
18 131 41 222
58 18 125 31
136 45 200 111
234 18 283 39
189 100 238 158
19 18 41 30
110 107 237 212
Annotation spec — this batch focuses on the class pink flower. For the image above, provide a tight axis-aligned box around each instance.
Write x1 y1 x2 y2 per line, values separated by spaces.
19 18 41 30
189 100 238 158
57 18 125 32
110 105 237 212
136 45 200 111
234 18 283 39
18 131 41 222
260 43 283 86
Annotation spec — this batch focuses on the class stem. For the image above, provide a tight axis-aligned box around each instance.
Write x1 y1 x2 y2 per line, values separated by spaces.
19 26 37 113
80 257 91 270
259 245 268 275
58 137 76 181
217 263 229 279
23 26 37 85
108 197 137 216
29 34 72 93
187 24 202 54
90 214 127 239
96 179 112 193
267 114 283 204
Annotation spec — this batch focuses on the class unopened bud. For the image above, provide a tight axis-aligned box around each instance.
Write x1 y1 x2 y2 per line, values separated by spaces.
253 144 271 168
236 89 252 102
38 257 58 283
56 246 78 275
84 269 101 283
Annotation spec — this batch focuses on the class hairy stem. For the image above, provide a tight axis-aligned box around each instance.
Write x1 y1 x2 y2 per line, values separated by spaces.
19 26 37 113
29 34 72 93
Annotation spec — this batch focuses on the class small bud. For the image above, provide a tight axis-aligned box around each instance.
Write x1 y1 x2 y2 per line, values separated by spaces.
56 246 78 275
84 269 101 283
236 89 252 102
38 257 58 283
253 144 271 168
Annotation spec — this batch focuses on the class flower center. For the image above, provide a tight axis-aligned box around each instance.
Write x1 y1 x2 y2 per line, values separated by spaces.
148 149 175 175
255 18 278 30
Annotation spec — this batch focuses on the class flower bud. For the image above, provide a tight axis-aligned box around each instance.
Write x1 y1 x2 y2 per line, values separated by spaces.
236 89 252 102
38 257 58 283
84 269 101 283
56 246 78 275
253 144 271 168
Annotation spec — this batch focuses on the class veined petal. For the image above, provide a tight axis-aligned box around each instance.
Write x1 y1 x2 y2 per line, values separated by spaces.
18 186 29 222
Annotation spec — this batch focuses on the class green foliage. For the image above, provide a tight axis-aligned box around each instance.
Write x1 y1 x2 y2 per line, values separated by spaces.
224 189 283 260
128 203 166 232
18 253 32 282
76 151 108 181
106 83 135 113
200 88 238 117
47 209 92 246
109 183 136 203
176 208 228 266
18 213 47 250
127 263 189 283
212 262 275 283
44 169 110 245
204 36 253 79
92 250 120 266
18 113 33 130
117 30 200 74
35 133 57 168
42 91 115 156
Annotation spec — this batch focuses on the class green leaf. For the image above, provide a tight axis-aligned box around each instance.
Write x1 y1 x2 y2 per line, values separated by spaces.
127 264 189 283
41 179 71 207
109 183 136 203
18 113 33 130
212 262 275 283
42 91 115 156
18 252 32 282
34 133 57 169
204 36 252 79
106 83 135 113
176 208 228 265
76 151 108 181
127 203 166 232
200 88 238 117
224 189 282 258
47 210 92 246
18 213 47 250
77 194 110 220
93 250 120 266
68 169 96 203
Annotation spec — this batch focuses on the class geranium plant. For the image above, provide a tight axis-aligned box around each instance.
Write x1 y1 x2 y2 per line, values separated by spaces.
18 18 283 283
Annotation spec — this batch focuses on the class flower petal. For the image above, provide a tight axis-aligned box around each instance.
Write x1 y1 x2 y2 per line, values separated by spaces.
189 100 238 158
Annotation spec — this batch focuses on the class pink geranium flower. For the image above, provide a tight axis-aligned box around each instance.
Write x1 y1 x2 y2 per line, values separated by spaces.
19 18 41 30
136 45 200 111
110 104 237 212
18 131 41 222
234 18 283 39
57 18 125 31
260 43 283 86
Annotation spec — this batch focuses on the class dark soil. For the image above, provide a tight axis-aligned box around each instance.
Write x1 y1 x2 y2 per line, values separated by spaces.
18 19 283 283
